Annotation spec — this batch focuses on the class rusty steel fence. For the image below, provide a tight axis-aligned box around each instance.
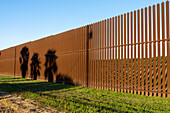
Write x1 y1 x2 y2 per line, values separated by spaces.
0 1 170 98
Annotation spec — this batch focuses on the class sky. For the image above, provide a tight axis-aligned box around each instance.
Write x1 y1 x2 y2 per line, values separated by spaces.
0 0 167 50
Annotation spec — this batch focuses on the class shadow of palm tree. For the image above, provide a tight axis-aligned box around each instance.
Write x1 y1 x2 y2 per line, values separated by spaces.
19 46 29 78
86 26 93 87
44 50 58 82
56 73 74 85
30 53 41 80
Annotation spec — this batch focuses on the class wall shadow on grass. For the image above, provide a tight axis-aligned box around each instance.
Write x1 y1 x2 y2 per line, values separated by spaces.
0 81 76 94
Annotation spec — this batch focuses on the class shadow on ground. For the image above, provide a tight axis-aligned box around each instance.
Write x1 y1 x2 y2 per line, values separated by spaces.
0 77 76 94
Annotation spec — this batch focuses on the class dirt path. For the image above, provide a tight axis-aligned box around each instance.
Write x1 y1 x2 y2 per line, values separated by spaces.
0 91 60 113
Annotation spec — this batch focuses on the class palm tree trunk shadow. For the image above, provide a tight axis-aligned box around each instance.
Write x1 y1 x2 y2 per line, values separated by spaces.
56 73 74 85
86 25 93 87
30 53 41 80
19 46 29 78
44 50 58 82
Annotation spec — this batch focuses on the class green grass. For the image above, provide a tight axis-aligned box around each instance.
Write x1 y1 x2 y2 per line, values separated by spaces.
0 75 170 113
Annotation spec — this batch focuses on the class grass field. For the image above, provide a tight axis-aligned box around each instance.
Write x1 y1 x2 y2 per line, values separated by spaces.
0 75 170 112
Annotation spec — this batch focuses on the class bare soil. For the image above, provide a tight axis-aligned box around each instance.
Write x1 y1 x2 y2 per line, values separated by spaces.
0 91 60 113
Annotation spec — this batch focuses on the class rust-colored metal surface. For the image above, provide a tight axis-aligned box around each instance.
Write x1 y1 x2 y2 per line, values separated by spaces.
127 13 130 93
141 8 144 96
121 15 123 93
130 12 133 94
137 9 141 95
115 16 118 91
107 19 109 90
118 15 120 92
134 10 137 95
109 18 112 90
98 21 103 89
124 14 126 93
0 1 170 98
166 1 170 98
112 17 115 91
104 19 107 90
162 2 166 98
145 7 148 96
149 6 152 96
153 5 157 97
157 3 161 97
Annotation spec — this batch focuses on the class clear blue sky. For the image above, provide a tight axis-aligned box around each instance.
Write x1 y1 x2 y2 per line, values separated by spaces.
0 0 167 50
